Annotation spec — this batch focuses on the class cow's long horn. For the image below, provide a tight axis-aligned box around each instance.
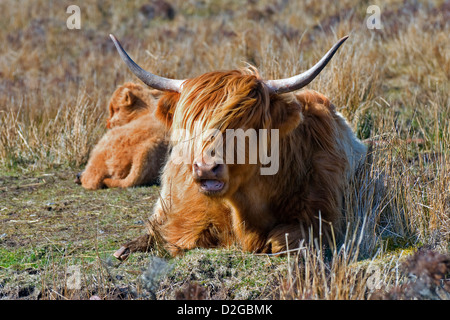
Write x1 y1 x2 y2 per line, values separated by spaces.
110 34 184 92
264 36 349 94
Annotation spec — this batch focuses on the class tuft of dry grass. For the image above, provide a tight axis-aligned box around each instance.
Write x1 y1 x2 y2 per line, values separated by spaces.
371 248 450 300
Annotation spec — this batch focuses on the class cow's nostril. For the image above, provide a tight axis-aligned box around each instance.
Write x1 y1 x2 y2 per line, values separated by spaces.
211 163 222 175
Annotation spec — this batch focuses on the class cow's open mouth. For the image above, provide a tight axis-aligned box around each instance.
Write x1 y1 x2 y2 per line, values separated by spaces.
200 179 225 193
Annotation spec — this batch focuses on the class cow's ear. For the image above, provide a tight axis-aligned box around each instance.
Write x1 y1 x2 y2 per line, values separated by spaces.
269 96 303 137
109 84 136 109
122 88 137 107
155 91 180 128
110 86 137 109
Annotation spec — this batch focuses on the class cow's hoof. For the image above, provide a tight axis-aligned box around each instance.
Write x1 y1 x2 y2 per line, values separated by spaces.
74 171 83 185
114 246 131 261
113 233 153 261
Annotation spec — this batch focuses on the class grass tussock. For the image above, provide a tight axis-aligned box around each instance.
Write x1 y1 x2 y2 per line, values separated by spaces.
0 0 449 300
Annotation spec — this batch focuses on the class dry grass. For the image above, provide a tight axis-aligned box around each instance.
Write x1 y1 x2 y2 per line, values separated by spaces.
0 0 449 300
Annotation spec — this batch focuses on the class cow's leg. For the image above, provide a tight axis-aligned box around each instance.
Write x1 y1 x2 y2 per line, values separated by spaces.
114 200 233 259
113 213 165 260
161 211 229 256
80 166 107 190
264 224 309 254
103 149 151 188
265 218 337 254
103 167 143 188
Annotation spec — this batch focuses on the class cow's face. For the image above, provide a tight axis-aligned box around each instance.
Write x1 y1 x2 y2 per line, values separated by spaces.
157 70 302 197
109 34 348 197
107 83 149 128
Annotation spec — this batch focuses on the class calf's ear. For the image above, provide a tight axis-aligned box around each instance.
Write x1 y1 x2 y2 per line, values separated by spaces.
155 91 180 128
121 88 137 107
110 85 137 109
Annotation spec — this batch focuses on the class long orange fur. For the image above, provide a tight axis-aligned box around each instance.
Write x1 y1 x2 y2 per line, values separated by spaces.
79 82 169 190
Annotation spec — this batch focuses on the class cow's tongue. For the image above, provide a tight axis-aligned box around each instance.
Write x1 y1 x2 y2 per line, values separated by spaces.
201 180 224 192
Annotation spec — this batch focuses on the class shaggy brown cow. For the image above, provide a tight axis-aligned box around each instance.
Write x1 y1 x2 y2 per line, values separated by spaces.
78 82 169 190
110 34 367 258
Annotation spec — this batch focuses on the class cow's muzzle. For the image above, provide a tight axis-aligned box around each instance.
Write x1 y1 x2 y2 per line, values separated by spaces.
193 160 226 194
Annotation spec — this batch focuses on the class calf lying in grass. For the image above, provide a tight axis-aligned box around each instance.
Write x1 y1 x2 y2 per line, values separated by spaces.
76 82 169 189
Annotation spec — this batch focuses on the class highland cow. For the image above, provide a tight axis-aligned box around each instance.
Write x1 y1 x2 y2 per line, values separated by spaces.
110 34 367 258
77 82 169 190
